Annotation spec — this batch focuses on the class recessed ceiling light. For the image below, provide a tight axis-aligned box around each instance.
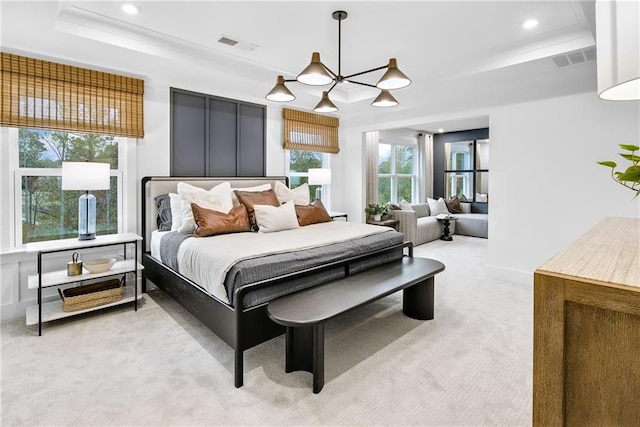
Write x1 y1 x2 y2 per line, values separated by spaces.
121 3 140 15
522 19 538 29
438 128 444 133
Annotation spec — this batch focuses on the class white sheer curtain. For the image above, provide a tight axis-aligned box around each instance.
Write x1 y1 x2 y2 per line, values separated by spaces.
365 131 379 205
416 133 434 202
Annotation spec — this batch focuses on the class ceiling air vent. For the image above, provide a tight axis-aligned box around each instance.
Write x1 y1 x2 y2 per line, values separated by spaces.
217 35 258 51
551 47 596 68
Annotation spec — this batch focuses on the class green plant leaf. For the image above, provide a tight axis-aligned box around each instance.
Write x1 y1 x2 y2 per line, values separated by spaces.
619 154 640 162
597 161 617 168
617 165 640 183
619 144 640 151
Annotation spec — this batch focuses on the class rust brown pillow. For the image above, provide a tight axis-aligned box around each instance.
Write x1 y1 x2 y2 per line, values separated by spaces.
295 199 332 226
191 203 251 237
233 189 280 231
445 196 463 214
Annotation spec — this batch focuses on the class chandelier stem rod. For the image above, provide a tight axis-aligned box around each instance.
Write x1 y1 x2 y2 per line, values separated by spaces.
345 80 378 88
321 64 338 79
343 65 388 80
326 81 339 94
337 14 342 78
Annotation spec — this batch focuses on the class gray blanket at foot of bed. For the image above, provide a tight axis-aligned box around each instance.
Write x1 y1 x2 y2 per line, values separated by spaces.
160 230 405 308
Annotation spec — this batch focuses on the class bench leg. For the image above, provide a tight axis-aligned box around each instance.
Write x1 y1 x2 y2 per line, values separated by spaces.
403 277 435 320
285 324 325 393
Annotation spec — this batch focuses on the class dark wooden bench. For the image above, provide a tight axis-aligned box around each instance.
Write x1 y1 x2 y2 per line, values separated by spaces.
267 256 445 393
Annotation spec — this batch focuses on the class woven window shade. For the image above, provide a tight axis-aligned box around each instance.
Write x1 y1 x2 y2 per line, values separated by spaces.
282 108 339 154
1 52 144 138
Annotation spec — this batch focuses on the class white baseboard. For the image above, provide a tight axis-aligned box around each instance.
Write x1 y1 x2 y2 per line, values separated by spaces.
486 264 533 286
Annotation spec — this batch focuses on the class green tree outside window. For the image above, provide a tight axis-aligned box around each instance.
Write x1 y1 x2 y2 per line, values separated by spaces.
18 129 119 244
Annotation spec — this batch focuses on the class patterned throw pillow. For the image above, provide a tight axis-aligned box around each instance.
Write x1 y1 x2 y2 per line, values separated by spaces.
154 194 172 231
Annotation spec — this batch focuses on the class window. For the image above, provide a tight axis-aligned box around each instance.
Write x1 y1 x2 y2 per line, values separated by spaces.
282 109 335 204
377 143 416 203
443 139 489 202
12 128 123 245
286 150 330 202
1 53 141 248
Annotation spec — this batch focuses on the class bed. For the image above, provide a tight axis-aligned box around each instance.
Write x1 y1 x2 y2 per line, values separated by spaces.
141 176 410 387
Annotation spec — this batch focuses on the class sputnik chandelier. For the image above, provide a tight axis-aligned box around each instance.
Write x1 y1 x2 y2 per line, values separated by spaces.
265 10 411 113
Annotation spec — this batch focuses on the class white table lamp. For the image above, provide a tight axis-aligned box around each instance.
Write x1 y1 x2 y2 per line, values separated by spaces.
62 162 110 240
308 168 331 202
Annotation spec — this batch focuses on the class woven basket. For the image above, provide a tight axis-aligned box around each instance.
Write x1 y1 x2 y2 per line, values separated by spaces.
58 277 124 312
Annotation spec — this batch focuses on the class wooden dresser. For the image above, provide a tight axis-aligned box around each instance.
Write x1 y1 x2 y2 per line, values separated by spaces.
533 217 640 426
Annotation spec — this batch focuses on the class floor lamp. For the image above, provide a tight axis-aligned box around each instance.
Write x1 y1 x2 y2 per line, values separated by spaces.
308 168 331 204
62 162 111 240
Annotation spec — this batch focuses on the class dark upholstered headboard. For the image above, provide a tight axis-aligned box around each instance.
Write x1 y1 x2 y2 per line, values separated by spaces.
141 176 289 252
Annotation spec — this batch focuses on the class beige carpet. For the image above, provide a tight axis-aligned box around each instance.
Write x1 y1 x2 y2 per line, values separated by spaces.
1 236 532 426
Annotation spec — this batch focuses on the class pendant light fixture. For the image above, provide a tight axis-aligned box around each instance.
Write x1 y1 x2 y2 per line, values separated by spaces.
596 0 640 100
265 10 411 113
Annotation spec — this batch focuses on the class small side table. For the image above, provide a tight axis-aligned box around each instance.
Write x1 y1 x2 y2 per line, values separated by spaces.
436 215 458 241
366 218 400 231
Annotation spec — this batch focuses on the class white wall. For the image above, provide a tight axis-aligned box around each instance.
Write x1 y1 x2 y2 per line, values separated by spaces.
488 92 640 283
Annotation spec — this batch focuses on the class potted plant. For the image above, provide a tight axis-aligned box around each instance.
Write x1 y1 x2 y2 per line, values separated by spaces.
598 144 640 198
365 203 391 221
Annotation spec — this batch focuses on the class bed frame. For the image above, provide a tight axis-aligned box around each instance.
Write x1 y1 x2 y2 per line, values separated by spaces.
141 176 411 388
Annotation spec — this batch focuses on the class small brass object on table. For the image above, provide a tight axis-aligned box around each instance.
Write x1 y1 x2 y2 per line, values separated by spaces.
67 252 82 276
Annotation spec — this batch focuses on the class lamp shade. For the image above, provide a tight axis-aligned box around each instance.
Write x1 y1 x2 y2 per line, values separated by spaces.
596 0 640 100
371 89 399 107
376 58 412 90
62 162 110 191
266 75 295 102
297 52 334 86
308 168 332 185
313 91 339 113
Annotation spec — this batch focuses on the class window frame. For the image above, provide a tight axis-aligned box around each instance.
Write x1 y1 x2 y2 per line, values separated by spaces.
6 127 128 249
443 139 489 203
284 149 331 206
377 142 417 204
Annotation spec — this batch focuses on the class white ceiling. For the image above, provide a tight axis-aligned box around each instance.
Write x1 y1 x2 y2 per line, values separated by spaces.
1 0 598 133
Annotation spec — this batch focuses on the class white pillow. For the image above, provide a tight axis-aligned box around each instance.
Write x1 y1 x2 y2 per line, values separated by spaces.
253 202 300 233
177 182 233 233
231 183 272 205
427 197 450 216
169 193 182 232
274 181 310 205
399 199 413 211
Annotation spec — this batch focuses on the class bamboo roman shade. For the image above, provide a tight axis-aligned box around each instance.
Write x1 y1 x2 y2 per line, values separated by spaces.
1 52 144 138
282 108 339 154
